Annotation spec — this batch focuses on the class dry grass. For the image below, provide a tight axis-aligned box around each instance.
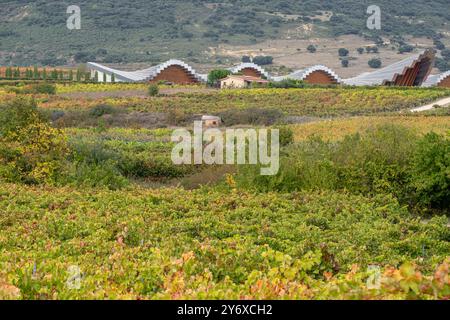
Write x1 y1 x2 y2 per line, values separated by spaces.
292 115 450 141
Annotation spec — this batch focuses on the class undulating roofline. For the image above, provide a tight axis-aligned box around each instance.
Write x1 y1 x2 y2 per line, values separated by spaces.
87 49 437 87
422 70 450 87
87 59 204 83
228 63 271 80
272 65 341 84
343 49 435 87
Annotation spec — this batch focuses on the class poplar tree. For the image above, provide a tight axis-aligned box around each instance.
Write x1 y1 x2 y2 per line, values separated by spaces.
33 66 39 79
13 67 20 78
51 69 58 80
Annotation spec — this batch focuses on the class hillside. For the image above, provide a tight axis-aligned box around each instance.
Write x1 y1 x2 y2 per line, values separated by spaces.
0 0 449 67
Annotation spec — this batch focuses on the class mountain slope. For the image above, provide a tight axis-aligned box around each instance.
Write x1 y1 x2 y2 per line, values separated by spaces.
0 0 449 66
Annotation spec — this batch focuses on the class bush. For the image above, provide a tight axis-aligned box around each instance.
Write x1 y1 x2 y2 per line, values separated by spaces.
237 124 417 198
341 59 349 67
0 97 68 184
30 82 56 95
217 108 284 126
368 58 382 68
399 45 415 54
242 55 251 63
409 133 450 211
338 48 349 57
307 45 316 53
148 84 159 96
89 104 116 117
276 126 294 147
252 56 273 66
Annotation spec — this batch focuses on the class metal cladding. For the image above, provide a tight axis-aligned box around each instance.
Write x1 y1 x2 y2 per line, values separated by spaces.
343 50 435 87
422 70 450 88
87 49 437 87
272 65 341 84
86 59 204 83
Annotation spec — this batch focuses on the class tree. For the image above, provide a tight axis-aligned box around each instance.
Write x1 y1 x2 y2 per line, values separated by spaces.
341 59 349 68
69 70 74 81
94 71 99 82
148 84 159 96
111 73 116 83
207 69 231 86
5 67 12 79
441 49 450 60
0 97 68 184
434 40 445 51
357 47 364 54
368 58 382 68
253 56 273 66
338 48 349 57
242 56 251 63
51 69 58 80
13 67 20 78
33 66 40 79
398 45 414 54
59 70 64 80
76 69 82 82
435 58 450 72
103 73 107 83
42 68 47 80
307 45 316 53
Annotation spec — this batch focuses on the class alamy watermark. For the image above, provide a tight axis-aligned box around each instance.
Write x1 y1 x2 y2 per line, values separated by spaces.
66 265 82 290
366 265 382 290
367 5 381 30
171 122 279 176
67 5 81 30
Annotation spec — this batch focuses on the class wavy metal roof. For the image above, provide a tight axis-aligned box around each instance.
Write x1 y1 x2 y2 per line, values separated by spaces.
228 63 271 79
87 59 205 83
272 65 341 83
343 50 435 86
422 70 450 87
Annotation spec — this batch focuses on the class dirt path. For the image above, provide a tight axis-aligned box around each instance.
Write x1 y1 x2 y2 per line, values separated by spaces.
411 97 450 112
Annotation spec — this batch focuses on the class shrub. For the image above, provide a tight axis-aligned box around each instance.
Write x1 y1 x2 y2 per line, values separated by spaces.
253 56 273 66
89 104 116 117
341 59 349 68
217 108 284 126
237 124 417 199
0 97 68 184
368 58 382 68
399 44 415 54
409 133 450 211
148 84 159 97
307 45 316 53
338 48 349 57
242 55 251 63
276 126 294 147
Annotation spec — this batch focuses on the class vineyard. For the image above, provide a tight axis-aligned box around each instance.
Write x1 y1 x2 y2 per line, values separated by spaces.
0 82 449 300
